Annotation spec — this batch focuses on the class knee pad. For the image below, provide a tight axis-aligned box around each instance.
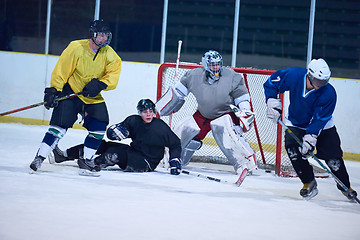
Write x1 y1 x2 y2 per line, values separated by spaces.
326 158 342 172
84 115 107 134
173 116 201 166
181 138 202 166
286 146 302 162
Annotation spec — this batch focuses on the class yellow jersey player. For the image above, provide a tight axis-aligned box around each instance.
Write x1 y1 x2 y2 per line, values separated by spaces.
30 20 121 177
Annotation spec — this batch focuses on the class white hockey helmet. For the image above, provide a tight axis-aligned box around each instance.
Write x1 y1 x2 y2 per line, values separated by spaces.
307 58 331 87
201 50 223 81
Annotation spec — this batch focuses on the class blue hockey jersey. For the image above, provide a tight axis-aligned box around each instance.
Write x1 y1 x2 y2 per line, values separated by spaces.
263 67 336 136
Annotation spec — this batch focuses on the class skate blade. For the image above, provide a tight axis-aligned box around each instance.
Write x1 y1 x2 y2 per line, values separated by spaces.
78 169 100 177
48 152 56 164
303 188 319 200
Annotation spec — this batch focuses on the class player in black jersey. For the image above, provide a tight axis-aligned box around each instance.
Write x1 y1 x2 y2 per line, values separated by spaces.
49 99 182 175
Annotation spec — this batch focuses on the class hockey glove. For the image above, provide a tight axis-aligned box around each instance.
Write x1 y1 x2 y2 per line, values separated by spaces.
299 134 317 157
107 123 130 141
169 158 182 175
266 98 282 124
235 109 255 132
82 78 108 97
44 87 60 110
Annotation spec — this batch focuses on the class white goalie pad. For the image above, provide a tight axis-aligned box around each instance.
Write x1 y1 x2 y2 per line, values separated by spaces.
173 116 201 166
210 115 257 173
155 87 185 116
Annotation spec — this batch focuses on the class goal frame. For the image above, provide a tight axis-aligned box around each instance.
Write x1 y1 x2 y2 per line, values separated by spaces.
157 62 286 176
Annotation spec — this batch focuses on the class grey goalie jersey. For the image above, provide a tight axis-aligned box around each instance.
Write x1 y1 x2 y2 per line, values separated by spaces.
180 67 249 119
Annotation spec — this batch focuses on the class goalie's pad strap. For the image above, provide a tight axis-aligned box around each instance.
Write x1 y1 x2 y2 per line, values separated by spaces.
156 86 185 116
210 115 257 172
173 116 200 166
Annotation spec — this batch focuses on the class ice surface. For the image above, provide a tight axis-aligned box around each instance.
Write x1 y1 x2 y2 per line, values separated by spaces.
0 123 359 240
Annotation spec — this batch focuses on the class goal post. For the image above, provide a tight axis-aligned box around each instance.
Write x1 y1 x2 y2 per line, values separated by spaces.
157 62 327 177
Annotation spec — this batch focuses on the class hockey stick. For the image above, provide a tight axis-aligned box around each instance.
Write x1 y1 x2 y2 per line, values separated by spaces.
0 92 83 116
168 40 183 129
278 119 360 204
181 169 246 187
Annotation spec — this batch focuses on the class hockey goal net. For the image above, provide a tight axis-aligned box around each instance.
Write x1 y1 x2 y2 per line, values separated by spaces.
157 62 327 177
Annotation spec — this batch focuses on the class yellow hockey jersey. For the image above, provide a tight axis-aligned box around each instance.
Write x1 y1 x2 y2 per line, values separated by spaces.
51 39 121 104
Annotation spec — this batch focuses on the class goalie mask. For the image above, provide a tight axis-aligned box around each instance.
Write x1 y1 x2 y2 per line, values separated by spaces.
201 50 223 81
89 20 112 48
137 99 156 115
307 58 331 88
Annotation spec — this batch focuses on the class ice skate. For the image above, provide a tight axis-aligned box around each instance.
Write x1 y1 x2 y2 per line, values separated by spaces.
337 185 357 201
78 157 101 177
300 179 318 200
29 155 45 172
48 146 68 164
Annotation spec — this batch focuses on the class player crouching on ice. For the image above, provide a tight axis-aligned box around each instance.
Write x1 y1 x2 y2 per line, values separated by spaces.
156 50 257 178
264 58 357 201
48 99 182 175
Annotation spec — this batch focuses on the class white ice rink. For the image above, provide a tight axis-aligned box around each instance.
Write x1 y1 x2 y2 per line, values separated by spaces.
0 123 359 240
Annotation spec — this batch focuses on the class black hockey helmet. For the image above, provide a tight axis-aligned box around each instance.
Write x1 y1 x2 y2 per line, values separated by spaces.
89 20 112 48
137 99 156 114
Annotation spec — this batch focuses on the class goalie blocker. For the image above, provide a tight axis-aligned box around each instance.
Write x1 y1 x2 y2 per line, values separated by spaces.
156 84 187 116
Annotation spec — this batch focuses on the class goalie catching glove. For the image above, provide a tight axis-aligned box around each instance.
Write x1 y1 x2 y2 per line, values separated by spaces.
235 109 255 132
107 123 130 141
230 104 254 133
169 158 181 175
299 134 317 157
266 98 282 124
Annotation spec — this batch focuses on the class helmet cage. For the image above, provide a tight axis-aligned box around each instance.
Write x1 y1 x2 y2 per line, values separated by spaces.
202 50 223 80
89 20 112 48
91 32 112 48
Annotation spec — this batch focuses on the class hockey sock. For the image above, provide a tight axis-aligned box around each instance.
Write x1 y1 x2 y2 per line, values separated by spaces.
83 116 107 160
37 126 67 158
84 131 105 160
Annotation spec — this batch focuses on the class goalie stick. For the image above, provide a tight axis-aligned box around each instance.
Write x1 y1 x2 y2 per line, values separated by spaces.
0 91 83 116
278 119 360 204
181 169 247 187
168 40 183 129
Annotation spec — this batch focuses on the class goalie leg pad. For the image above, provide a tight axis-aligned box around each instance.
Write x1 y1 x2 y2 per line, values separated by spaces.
210 115 257 173
181 139 202 166
156 87 185 116
173 116 201 166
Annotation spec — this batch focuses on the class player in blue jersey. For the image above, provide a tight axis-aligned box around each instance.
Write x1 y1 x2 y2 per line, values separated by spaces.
263 58 356 201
